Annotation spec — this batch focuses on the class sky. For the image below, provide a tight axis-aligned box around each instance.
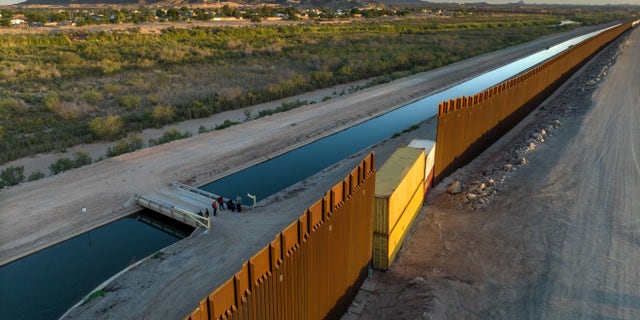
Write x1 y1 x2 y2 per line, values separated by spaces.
0 0 639 5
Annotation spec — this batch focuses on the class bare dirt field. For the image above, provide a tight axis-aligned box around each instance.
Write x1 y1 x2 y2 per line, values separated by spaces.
0 23 627 320
348 26 639 320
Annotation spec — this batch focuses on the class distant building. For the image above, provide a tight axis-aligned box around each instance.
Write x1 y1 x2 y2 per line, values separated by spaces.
11 14 27 26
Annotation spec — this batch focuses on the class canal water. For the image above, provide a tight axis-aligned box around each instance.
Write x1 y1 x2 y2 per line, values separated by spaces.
0 211 192 320
0 26 613 320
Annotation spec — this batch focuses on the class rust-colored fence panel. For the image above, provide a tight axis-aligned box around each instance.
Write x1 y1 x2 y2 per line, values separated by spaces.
434 22 633 182
185 152 376 320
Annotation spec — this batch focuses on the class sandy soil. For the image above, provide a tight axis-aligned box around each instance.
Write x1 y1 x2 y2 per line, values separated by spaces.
348 26 639 320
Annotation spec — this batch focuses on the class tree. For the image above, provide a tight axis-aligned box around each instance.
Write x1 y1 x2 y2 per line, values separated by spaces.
1 165 25 187
285 7 300 21
0 17 10 27
24 11 46 24
221 5 233 17
49 11 69 22
167 9 180 21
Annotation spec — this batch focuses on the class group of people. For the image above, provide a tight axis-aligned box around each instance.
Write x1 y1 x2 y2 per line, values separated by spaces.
210 195 243 216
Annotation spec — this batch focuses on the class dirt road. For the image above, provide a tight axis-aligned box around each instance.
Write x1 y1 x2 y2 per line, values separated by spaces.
534 26 640 319
353 26 639 319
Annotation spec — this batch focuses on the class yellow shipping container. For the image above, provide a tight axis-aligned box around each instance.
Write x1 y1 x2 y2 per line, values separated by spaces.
408 139 436 195
374 147 425 235
373 181 424 270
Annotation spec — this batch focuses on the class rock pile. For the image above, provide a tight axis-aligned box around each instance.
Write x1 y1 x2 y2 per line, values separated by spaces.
446 33 626 211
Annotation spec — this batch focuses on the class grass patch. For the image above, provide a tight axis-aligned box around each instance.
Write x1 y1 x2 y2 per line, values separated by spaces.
392 124 420 138
82 289 105 304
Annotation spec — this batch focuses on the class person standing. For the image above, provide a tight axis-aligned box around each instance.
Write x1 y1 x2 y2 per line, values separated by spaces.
236 195 242 212
217 197 225 210
212 201 218 216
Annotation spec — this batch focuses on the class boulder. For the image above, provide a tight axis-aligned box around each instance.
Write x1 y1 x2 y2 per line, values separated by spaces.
447 180 462 194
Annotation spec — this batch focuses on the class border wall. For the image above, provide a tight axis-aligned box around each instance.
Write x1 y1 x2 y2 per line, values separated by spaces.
185 153 375 320
434 21 633 182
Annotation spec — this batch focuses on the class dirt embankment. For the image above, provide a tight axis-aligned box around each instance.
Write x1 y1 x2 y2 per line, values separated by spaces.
349 26 639 320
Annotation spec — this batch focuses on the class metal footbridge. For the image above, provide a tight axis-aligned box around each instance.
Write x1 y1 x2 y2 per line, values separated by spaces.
135 182 224 229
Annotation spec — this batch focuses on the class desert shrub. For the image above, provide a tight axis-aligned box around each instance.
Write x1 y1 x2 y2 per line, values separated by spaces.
81 89 103 105
43 92 61 112
88 115 123 140
103 83 122 97
1 165 25 187
148 127 192 146
49 157 75 175
151 105 175 127
28 170 46 181
57 51 84 66
243 108 253 121
0 98 18 110
214 120 240 130
73 151 93 166
147 93 161 105
107 135 144 157
256 108 274 118
117 94 142 110
56 100 95 120
99 60 122 74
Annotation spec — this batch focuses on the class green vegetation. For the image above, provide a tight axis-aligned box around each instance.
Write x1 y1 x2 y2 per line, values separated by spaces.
214 120 241 130
1 165 25 187
148 128 192 146
392 124 421 138
256 100 309 119
0 5 636 166
27 170 46 182
48 151 93 175
82 289 105 304
107 135 144 157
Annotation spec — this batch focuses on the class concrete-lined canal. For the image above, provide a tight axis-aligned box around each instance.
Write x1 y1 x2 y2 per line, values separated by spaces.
0 25 615 320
